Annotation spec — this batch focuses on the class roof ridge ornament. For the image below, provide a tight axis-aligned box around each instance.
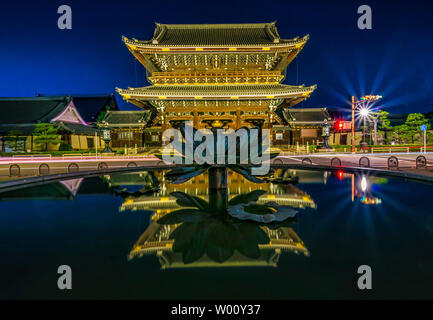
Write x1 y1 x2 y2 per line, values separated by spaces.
152 23 167 44
155 22 276 29
265 22 280 43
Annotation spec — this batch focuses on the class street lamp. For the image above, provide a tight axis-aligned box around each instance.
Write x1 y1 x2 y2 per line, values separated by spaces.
359 108 369 117
351 95 382 153
359 107 370 149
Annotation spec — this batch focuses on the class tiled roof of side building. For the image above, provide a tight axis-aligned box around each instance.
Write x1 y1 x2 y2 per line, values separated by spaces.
54 122 100 135
124 22 309 47
287 108 331 122
101 111 152 126
0 124 38 135
37 94 119 123
0 96 70 124
0 94 119 125
71 94 119 123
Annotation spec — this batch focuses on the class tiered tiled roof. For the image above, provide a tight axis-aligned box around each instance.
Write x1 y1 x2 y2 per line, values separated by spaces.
124 22 309 48
116 84 316 100
118 22 316 127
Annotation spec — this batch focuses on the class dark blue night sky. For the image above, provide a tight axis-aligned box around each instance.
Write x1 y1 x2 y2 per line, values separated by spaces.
1 0 433 114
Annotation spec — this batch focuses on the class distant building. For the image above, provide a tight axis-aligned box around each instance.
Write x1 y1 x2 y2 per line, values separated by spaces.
0 94 118 152
99 110 161 148
274 107 332 145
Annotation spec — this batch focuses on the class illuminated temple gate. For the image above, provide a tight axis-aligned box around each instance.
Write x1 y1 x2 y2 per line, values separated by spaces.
116 22 316 135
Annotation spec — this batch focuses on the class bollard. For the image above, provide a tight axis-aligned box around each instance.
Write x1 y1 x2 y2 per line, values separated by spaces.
331 157 342 166
388 156 399 169
38 163 50 175
359 156 370 168
416 155 427 169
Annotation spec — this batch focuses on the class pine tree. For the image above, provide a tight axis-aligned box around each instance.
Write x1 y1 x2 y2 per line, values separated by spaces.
404 113 430 143
5 130 24 151
33 123 62 151
377 110 392 144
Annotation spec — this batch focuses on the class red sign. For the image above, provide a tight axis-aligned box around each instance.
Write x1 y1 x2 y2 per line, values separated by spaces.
342 122 352 130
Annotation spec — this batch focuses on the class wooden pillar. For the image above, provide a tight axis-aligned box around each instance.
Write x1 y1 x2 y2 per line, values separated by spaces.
236 109 241 129
161 116 167 146
193 109 198 129
161 115 167 133
267 113 273 141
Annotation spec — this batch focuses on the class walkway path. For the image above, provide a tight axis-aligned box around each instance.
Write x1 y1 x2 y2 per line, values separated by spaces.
1 152 433 185
273 152 433 180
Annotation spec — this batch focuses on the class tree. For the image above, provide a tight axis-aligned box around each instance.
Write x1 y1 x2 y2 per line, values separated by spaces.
376 110 392 144
96 105 111 123
377 110 391 130
5 130 24 151
391 124 410 144
33 123 62 151
404 113 430 143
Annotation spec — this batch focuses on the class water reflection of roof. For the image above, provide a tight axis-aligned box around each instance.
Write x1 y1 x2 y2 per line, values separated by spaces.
128 222 309 268
0 182 77 201
0 177 111 201
118 171 316 211
121 191 316 212
104 172 154 187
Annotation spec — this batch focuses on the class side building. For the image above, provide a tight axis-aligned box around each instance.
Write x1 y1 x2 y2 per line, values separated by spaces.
0 94 118 152
98 110 161 148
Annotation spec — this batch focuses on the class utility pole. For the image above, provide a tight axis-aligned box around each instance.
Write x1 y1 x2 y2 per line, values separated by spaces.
95 131 98 159
351 96 355 153
424 129 427 154
421 124 427 153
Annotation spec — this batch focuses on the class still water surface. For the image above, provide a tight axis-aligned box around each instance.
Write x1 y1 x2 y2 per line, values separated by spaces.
0 169 432 299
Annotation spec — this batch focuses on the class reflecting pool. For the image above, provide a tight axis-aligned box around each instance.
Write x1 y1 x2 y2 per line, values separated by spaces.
0 169 432 299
